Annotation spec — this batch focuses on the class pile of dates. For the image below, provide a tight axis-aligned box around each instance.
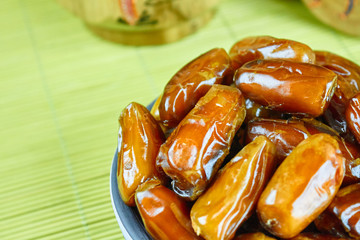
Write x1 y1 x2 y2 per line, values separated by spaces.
117 36 360 240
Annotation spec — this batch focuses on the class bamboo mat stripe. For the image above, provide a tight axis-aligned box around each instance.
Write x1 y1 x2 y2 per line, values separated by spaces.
1 0 359 239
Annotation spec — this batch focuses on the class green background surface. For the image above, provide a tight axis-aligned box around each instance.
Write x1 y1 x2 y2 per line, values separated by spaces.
1 0 359 239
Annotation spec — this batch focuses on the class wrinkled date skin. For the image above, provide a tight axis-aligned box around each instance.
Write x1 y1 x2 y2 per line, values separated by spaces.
191 136 276 240
286 233 351 240
328 183 360 238
157 85 246 201
235 60 337 117
229 36 315 69
234 232 276 240
247 118 360 184
135 180 201 240
346 93 360 144
159 48 233 128
246 119 310 163
257 134 345 239
117 102 165 206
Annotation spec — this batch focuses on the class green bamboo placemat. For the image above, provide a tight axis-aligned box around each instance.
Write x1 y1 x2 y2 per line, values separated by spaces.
1 0 359 239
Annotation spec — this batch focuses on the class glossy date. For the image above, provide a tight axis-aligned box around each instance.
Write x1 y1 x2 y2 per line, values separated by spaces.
328 183 360 238
346 93 360 144
246 119 310 163
323 75 358 140
135 180 200 240
315 51 360 91
190 136 276 240
247 118 360 184
257 134 345 238
229 36 315 69
117 102 165 206
235 60 337 117
157 84 246 201
159 48 233 128
316 51 360 139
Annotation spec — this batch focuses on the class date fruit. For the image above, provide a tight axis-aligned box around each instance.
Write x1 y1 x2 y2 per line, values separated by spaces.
159 48 233 128
300 118 360 186
229 36 315 69
157 84 246 201
315 51 360 91
323 76 358 140
117 102 165 206
235 60 337 117
247 118 360 184
257 133 345 238
150 94 168 134
316 51 360 139
328 183 360 238
150 94 162 122
346 93 360 144
338 141 360 186
135 180 200 240
191 136 276 240
246 119 310 163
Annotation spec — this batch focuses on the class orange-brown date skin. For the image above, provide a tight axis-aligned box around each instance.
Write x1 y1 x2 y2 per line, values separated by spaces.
135 180 201 240
229 36 315 69
286 233 350 240
346 93 360 144
234 232 276 240
150 94 169 134
337 140 360 186
190 136 276 240
150 94 162 122
157 84 246 201
235 60 337 117
302 119 360 186
315 51 360 92
328 183 360 238
316 51 360 138
159 48 233 128
257 134 345 239
247 118 360 184
323 75 358 140
246 119 310 163
117 102 165 206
